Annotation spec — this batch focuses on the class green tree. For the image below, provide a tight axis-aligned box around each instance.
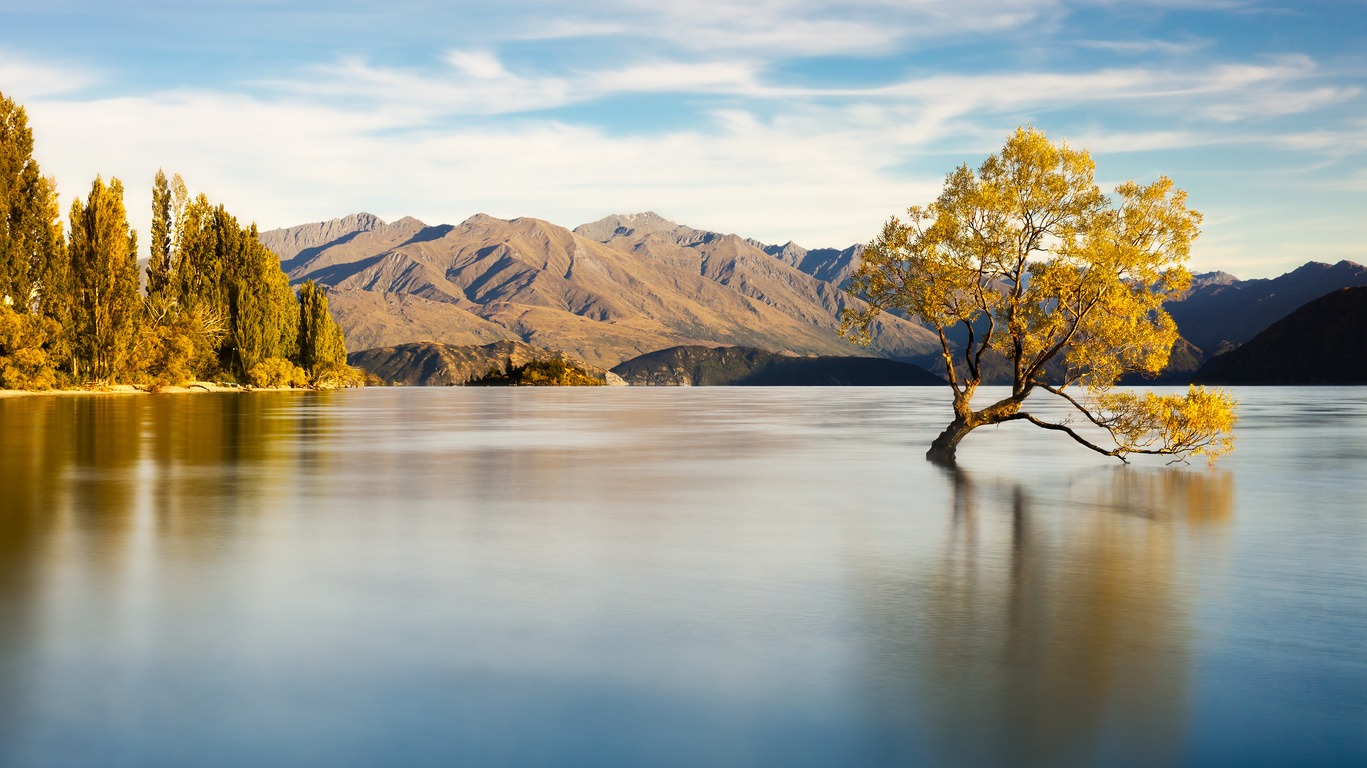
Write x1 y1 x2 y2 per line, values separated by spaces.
171 192 225 315
0 89 39 308
229 230 299 373
159 185 302 381
147 169 174 299
296 279 347 381
843 127 1236 465
66 176 140 382
134 296 227 388
1 90 65 316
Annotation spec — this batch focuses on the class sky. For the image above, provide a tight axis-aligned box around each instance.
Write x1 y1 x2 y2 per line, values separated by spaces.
2 0 1365 278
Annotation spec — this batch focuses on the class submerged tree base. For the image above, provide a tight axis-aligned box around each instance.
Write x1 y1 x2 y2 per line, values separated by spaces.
926 420 973 466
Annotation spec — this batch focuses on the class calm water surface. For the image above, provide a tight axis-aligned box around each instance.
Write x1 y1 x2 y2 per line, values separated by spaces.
1 387 1364 767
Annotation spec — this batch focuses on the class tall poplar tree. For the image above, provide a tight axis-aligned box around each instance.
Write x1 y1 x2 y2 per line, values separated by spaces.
297 279 346 379
171 193 225 314
147 169 173 299
228 229 299 373
67 176 139 381
1 90 64 313
155 183 306 380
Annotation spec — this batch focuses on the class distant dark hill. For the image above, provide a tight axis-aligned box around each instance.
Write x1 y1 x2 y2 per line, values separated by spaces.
1191 287 1367 385
611 345 944 386
1119 338 1205 385
1167 260 1367 356
348 340 621 386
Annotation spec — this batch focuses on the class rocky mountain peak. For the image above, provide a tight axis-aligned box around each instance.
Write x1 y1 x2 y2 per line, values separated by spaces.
391 215 428 230
574 212 694 243
258 212 387 261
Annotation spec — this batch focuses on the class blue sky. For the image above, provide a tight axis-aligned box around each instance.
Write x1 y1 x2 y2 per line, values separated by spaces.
2 0 1365 277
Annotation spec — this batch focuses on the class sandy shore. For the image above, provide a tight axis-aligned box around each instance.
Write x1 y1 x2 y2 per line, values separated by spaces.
0 382 315 398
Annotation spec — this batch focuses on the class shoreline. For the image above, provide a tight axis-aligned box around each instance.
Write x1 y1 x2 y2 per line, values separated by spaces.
0 383 319 398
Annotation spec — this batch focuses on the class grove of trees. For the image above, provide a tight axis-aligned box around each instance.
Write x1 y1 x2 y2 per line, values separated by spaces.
0 89 357 391
843 127 1236 465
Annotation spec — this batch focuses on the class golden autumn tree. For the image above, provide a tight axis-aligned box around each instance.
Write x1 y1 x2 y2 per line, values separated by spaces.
66 176 140 382
843 127 1236 465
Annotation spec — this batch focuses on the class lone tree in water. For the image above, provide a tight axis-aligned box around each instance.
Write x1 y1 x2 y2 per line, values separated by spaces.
843 127 1236 466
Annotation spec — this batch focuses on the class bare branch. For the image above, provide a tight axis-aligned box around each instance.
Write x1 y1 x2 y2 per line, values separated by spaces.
1004 412 1128 463
936 323 962 394
1039 383 1111 427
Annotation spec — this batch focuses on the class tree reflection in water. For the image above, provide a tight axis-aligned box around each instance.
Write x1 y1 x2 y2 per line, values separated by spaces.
854 464 1232 768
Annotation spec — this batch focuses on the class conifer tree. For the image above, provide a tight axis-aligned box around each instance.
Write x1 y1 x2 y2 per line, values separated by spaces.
66 176 139 382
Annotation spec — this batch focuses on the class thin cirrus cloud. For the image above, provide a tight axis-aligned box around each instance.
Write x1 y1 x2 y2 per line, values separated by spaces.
268 48 1343 141
282 55 768 118
596 0 1060 53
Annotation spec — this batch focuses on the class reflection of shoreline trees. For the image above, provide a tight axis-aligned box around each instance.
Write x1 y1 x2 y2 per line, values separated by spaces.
0 394 327 756
851 466 1232 767
0 393 322 582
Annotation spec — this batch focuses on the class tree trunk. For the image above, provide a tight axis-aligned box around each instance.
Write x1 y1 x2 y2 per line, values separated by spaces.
926 418 977 466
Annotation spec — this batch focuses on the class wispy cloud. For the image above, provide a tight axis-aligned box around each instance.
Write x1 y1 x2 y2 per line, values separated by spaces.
1073 37 1213 56
570 0 1066 55
0 53 98 99
5 0 1366 278
251 46 1350 142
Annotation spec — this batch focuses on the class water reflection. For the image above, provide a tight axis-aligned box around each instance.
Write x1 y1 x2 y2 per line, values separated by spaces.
0 393 326 556
3 388 1361 767
852 465 1233 767
0 393 330 762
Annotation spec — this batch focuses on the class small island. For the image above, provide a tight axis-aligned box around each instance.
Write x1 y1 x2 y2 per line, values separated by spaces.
467 357 606 386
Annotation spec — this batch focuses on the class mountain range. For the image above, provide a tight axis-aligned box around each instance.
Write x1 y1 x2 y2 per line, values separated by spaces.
1169 260 1367 356
260 211 938 370
1192 287 1367 385
259 211 1367 385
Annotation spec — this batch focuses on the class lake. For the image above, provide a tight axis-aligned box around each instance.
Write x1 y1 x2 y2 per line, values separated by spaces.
1 387 1364 767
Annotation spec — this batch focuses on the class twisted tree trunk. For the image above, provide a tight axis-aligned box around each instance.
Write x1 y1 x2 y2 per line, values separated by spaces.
926 392 1027 466
926 418 977 466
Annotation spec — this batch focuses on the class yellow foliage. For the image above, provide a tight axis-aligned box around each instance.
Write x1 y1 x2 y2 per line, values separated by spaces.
248 357 309 388
1089 387 1238 465
843 127 1236 464
310 361 367 389
0 304 59 390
